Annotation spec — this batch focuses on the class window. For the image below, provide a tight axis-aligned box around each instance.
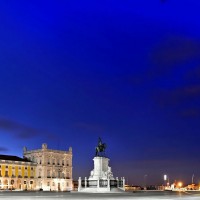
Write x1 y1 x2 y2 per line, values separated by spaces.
6 166 8 168
12 170 15 177
0 170 1 176
31 171 34 177
52 182 55 186
47 182 50 186
18 170 22 176
47 170 50 177
66 182 69 187
58 171 61 178
66 172 70 179
66 160 69 166
5 171 8 177
62 160 64 165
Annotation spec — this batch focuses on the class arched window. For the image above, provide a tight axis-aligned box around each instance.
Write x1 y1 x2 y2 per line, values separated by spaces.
4 179 8 185
66 172 70 179
47 170 50 177
58 171 61 178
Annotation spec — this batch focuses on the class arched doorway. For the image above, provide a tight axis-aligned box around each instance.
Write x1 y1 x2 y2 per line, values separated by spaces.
58 183 60 191
11 180 14 190
4 179 8 189
17 179 21 190
30 180 34 190
24 180 27 190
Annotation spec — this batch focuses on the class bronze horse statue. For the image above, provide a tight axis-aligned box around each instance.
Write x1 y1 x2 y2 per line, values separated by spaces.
95 137 106 157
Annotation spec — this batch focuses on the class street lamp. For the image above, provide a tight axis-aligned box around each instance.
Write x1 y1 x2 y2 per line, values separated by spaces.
178 182 182 189
144 175 148 190
192 174 194 184
164 174 167 189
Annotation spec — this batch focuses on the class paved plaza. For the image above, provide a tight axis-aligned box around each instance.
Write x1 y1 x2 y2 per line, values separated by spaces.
0 191 200 200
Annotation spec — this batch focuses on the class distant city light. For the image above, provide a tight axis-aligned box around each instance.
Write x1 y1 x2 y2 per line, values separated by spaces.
178 182 183 188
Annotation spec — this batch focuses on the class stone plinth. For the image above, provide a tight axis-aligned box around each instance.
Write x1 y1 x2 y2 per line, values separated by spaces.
78 156 125 193
89 157 114 180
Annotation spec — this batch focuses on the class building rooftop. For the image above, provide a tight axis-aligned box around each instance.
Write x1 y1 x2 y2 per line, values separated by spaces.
0 154 32 162
23 143 72 154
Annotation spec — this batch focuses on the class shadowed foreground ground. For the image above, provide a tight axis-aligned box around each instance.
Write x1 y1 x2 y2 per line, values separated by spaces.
0 191 200 200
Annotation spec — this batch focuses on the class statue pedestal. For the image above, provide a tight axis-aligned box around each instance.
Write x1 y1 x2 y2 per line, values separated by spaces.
89 157 114 180
78 156 125 193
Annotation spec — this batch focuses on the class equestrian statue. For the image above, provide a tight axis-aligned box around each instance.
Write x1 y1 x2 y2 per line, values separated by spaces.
95 137 106 157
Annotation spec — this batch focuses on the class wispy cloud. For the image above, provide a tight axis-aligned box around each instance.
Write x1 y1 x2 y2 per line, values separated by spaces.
126 36 200 85
180 109 200 118
0 147 9 152
0 117 39 139
0 117 53 139
155 85 200 106
151 36 200 67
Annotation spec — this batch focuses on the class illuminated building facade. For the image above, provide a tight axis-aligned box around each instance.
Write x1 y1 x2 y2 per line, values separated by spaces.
0 155 36 190
23 143 73 191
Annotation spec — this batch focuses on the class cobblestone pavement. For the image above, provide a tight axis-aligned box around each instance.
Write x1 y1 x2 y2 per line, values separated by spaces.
0 191 200 200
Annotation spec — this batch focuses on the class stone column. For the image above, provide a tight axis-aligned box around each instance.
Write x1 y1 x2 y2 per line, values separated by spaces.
122 177 125 191
78 177 81 191
116 177 119 188
85 177 87 188
107 178 110 191
97 177 100 189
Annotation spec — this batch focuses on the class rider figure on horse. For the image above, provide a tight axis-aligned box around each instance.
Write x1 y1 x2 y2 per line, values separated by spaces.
95 137 106 157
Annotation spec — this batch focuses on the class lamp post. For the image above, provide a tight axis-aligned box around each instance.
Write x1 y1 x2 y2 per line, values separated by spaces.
144 175 147 190
164 174 167 189
192 174 194 184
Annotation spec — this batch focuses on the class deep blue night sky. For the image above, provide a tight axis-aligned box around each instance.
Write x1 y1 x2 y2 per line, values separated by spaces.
1 0 200 186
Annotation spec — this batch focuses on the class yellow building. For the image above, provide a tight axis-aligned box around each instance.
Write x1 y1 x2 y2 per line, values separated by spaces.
0 155 37 190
